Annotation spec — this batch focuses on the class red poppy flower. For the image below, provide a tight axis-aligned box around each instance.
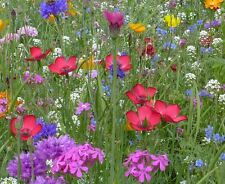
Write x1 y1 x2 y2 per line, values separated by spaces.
25 46 51 61
48 56 77 75
126 105 161 131
154 100 187 123
105 54 132 72
126 84 157 105
10 115 42 141
142 38 156 57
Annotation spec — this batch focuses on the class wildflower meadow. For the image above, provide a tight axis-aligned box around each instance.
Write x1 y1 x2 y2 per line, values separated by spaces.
0 0 225 183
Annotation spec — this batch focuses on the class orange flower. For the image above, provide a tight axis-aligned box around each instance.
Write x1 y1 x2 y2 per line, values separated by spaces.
80 56 96 70
0 91 9 119
204 0 224 10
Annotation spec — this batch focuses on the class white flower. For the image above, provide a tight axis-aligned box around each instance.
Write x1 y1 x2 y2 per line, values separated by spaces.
70 90 81 103
205 79 221 95
191 61 201 71
72 114 80 125
212 38 223 46
42 65 49 73
199 30 208 38
218 94 225 105
180 180 187 184
55 97 63 108
33 38 42 45
62 36 71 44
0 177 17 184
52 48 62 58
185 73 196 86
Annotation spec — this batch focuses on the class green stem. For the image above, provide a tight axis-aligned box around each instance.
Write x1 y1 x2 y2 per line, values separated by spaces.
17 130 21 183
28 139 35 182
109 38 118 183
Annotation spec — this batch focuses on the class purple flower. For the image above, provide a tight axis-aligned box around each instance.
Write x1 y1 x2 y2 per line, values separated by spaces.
17 26 38 37
7 153 45 182
33 74 44 84
90 70 98 78
30 176 65 184
34 135 76 162
33 118 57 141
0 98 8 114
40 0 68 19
75 102 91 115
150 154 169 171
205 125 214 140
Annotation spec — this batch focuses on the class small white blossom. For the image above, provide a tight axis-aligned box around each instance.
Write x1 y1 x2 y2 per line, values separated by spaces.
52 48 62 58
32 38 42 45
0 177 17 184
205 79 221 95
55 97 63 108
218 94 225 105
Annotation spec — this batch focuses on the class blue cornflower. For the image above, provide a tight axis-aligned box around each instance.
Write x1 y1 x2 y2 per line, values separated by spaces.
205 125 213 140
220 135 225 143
211 20 221 27
195 159 204 168
39 0 68 19
163 42 177 49
220 153 225 161
102 81 111 96
156 27 168 36
198 90 213 98
197 20 203 25
188 24 197 33
33 118 57 142
185 89 193 96
204 22 211 29
200 47 213 54
109 64 125 79
213 133 221 142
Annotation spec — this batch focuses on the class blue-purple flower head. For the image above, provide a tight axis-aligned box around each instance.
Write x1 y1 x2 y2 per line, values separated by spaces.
30 176 65 184
33 118 57 142
40 0 68 19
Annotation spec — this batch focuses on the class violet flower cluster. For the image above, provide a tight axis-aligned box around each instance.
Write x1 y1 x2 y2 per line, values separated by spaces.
30 176 65 184
0 26 38 45
7 135 75 182
123 150 169 183
52 143 105 178
23 71 44 85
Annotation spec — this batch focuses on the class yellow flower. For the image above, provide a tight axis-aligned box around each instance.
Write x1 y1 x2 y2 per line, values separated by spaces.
67 1 77 16
48 14 56 23
80 56 96 70
0 91 9 119
129 23 146 33
204 0 224 10
164 15 181 27
0 19 8 32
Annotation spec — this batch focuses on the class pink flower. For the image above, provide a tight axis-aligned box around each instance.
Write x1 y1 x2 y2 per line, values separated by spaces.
150 154 169 171
103 10 124 34
75 102 91 115
134 163 152 183
17 26 38 37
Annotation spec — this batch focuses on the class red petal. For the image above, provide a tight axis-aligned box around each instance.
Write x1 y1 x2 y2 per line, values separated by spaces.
22 115 36 130
10 118 17 136
68 56 76 66
126 91 139 104
172 115 188 123
54 56 67 68
165 104 180 118
148 108 161 126
30 47 42 58
48 63 61 74
132 84 147 99
43 48 52 57
126 111 139 125
146 87 157 98
154 100 167 115
105 54 113 70
138 105 151 122
31 124 42 136
118 55 132 71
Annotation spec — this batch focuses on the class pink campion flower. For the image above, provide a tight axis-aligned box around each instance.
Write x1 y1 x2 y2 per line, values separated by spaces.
103 10 124 35
150 154 169 172
134 163 152 183
52 144 105 178
33 74 44 84
75 102 91 115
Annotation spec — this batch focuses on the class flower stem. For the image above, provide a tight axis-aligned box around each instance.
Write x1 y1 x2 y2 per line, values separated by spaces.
16 130 21 183
110 38 118 183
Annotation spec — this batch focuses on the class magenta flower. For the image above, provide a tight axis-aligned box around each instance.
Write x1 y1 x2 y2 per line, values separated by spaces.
150 154 169 171
103 10 124 35
52 144 104 178
134 163 152 183
75 102 91 115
